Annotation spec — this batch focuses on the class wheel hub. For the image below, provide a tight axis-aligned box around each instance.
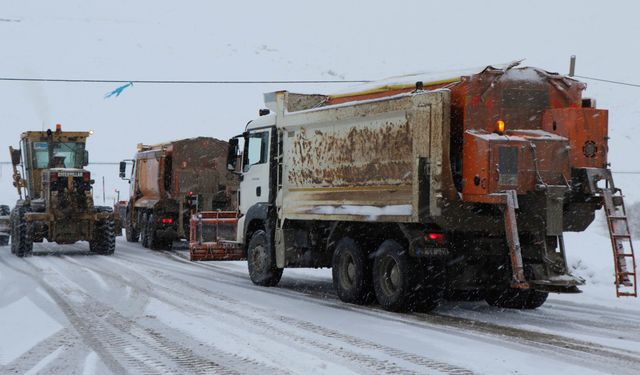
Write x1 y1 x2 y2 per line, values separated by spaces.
381 256 401 296
340 253 356 290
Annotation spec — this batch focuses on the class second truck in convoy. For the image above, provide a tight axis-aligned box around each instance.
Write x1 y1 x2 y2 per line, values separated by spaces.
215 63 636 311
119 137 238 249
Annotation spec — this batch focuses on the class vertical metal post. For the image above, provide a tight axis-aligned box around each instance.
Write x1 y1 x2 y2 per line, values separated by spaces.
569 55 576 77
102 176 106 204
504 190 528 288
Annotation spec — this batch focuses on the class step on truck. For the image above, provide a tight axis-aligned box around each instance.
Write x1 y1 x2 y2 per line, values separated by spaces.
119 137 239 252
8 125 117 256
220 63 636 312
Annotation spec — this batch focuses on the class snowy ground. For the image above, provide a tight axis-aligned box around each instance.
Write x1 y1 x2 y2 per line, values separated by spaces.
0 235 638 375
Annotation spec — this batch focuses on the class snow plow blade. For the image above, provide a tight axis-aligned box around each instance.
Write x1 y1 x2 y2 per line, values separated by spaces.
189 211 245 261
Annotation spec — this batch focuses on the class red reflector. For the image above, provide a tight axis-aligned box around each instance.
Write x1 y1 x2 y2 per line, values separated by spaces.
82 172 90 182
161 218 173 224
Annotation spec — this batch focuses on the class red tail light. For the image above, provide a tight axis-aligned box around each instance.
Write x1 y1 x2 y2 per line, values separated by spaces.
50 172 58 182
161 218 173 224
82 172 90 182
424 232 445 245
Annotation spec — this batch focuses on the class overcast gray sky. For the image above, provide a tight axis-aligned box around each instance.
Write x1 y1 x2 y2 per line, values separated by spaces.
1 0 639 204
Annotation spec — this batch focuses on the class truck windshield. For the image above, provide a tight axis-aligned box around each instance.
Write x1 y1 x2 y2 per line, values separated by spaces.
32 142 86 169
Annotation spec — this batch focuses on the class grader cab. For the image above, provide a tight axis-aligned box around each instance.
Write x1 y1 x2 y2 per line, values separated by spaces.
8 125 116 256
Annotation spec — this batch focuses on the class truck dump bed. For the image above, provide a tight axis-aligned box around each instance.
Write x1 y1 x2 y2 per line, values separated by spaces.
135 137 236 211
276 89 453 223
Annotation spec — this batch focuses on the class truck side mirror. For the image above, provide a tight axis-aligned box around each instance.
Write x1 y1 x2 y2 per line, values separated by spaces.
119 161 127 179
227 138 239 172
83 150 89 166
10 148 21 165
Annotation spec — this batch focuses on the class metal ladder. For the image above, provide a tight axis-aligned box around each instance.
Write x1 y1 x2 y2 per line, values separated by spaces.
602 188 638 297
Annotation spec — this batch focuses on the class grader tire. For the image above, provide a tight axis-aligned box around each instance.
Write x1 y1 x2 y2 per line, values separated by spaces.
90 219 116 255
12 207 33 257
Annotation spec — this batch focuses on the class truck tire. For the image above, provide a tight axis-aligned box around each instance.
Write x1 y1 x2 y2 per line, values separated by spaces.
372 240 416 312
485 288 548 309
247 230 282 286
125 210 139 243
332 237 374 305
90 207 116 255
12 208 33 257
141 213 150 248
146 214 169 250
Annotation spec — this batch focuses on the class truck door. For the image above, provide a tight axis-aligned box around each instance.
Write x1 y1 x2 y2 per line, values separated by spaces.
239 129 272 215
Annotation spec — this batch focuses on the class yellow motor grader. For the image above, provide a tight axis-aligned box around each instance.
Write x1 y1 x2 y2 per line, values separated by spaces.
8 125 116 256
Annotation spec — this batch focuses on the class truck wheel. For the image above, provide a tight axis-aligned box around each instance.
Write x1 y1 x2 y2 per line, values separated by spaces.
332 237 374 305
372 240 416 312
141 213 150 248
146 214 168 250
125 211 139 242
247 230 282 286
485 288 548 309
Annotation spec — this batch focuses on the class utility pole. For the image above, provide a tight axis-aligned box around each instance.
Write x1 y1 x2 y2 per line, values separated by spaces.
102 176 106 204
569 55 576 77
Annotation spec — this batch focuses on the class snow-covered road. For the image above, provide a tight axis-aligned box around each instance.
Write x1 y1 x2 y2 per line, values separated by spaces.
1 239 639 374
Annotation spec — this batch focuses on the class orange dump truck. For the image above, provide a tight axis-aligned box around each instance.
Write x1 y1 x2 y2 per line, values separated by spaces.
119 137 238 250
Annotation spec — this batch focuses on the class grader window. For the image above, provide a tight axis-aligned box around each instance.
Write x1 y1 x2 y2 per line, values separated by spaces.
32 141 86 169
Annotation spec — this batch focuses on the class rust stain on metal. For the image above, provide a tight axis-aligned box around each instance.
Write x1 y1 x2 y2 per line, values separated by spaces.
288 121 413 187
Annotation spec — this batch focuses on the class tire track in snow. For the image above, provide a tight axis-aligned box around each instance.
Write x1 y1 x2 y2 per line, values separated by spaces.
8 254 266 375
53 252 293 375
146 246 640 371
70 254 426 374
101 251 475 375
0 328 75 374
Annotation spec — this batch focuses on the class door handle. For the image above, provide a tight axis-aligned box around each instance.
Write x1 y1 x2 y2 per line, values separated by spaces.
256 186 261 197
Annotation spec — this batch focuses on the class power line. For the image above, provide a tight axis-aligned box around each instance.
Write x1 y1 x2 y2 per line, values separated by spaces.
0 77 371 84
574 75 640 88
1 74 639 88
1 161 640 175
0 161 119 165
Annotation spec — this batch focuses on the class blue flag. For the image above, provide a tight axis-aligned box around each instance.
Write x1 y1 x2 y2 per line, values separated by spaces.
105 82 133 99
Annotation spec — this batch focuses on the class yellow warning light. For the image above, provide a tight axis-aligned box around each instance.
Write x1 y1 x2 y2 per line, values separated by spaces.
55 124 62 132
496 120 505 134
